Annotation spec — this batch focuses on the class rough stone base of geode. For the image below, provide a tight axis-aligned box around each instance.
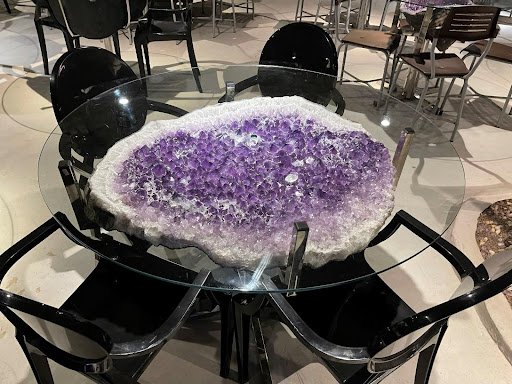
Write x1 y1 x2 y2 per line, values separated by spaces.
87 96 395 269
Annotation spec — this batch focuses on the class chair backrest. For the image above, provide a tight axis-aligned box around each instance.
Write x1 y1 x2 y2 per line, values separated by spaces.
257 22 338 105
50 47 147 158
46 0 132 39
433 5 500 42
368 249 512 371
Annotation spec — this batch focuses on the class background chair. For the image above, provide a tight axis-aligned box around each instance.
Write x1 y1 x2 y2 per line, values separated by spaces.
46 0 135 58
391 5 501 141
32 0 79 75
135 0 202 92
218 22 345 115
212 0 255 37
460 39 512 127
0 213 209 384
338 0 405 107
264 209 512 384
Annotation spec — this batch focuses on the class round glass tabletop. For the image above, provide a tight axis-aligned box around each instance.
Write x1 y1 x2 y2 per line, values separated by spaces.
38 65 465 293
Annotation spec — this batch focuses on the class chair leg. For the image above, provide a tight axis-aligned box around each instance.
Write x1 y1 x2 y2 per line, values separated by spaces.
434 77 445 111
186 35 203 93
63 31 74 51
416 76 429 113
34 20 49 75
3 0 11 13
135 42 146 77
16 333 55 384
414 322 448 384
438 77 455 115
451 78 468 142
339 44 348 83
497 84 512 128
143 43 151 75
231 0 237 32
375 52 391 107
112 33 121 59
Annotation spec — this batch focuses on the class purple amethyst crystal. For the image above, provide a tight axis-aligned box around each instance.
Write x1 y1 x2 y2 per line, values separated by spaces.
88 97 395 269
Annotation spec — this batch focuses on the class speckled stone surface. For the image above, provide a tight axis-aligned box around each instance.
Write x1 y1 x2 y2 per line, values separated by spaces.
476 199 512 305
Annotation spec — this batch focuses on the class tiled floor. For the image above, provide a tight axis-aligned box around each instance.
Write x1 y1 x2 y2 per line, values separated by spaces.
1 0 512 383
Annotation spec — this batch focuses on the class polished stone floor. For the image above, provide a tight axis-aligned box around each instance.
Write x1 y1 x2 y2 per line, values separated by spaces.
1 0 512 383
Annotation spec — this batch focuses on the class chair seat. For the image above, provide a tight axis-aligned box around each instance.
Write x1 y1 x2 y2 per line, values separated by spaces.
61 260 188 345
400 52 469 77
136 20 188 42
463 40 512 64
342 29 401 52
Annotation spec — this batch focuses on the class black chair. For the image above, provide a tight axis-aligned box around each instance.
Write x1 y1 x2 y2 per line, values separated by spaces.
50 46 188 231
135 0 202 92
264 209 512 383
218 22 345 115
32 0 79 75
0 213 209 384
46 0 136 58
3 0 10 13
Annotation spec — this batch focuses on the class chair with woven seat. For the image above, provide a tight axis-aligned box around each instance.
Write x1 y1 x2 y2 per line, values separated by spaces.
459 39 512 127
0 213 209 384
338 0 406 107
135 0 202 92
265 209 512 384
390 5 501 141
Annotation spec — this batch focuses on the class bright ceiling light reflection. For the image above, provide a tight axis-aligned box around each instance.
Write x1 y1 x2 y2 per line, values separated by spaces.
118 97 129 105
380 115 391 127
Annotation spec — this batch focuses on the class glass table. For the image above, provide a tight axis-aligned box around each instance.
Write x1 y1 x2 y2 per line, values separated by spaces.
38 64 465 294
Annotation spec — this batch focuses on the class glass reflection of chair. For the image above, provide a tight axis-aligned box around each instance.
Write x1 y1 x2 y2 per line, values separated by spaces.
264 215 512 384
218 22 345 115
0 214 209 384
389 5 501 141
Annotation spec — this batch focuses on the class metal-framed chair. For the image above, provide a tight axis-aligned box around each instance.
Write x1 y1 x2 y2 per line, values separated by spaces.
134 0 202 92
460 39 512 127
0 214 209 384
390 5 501 141
265 210 512 384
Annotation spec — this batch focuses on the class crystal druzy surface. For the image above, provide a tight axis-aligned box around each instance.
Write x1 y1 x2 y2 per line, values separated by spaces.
88 96 395 268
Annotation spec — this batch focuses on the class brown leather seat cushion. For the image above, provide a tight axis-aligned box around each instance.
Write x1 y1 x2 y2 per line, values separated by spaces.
463 40 512 64
400 53 469 77
342 30 401 52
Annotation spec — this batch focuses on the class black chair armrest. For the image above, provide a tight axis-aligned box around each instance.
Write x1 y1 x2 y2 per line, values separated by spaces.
110 269 210 357
147 99 188 116
263 279 370 364
368 210 474 279
55 212 199 284
0 218 61 281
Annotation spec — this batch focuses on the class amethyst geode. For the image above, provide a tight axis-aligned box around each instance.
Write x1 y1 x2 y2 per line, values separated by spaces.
87 97 395 268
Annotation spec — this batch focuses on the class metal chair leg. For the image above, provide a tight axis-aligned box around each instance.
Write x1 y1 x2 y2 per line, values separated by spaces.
3 0 11 13
497 84 512 128
340 44 348 83
16 333 55 384
143 43 151 75
375 52 391 107
416 76 430 112
231 0 236 32
451 78 469 142
34 20 49 75
438 77 455 115
434 78 445 111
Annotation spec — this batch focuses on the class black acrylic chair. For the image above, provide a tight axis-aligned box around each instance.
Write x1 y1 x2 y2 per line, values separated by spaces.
50 46 187 231
218 22 345 115
46 0 135 58
0 213 209 384
263 209 512 383
135 0 202 92
32 0 79 75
